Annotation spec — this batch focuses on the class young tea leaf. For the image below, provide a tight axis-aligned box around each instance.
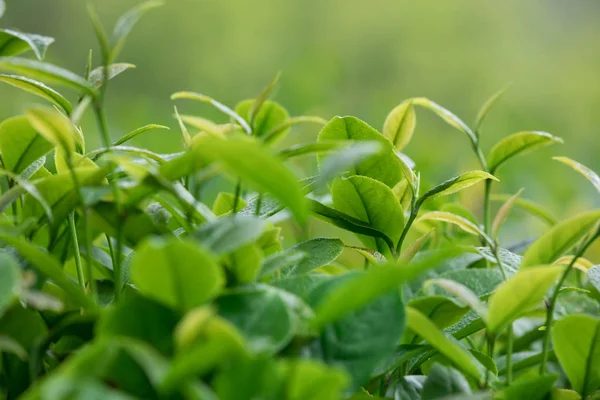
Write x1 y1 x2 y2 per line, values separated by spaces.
0 116 53 174
0 57 97 96
521 209 600 267
383 100 416 151
416 211 490 244
474 83 511 132
552 315 600 396
492 188 524 241
26 106 77 152
280 238 344 276
87 63 136 87
0 29 54 60
113 124 169 146
420 171 497 202
491 194 557 226
0 75 72 114
235 99 289 139
487 131 563 173
411 97 477 144
111 0 164 60
553 156 600 194
487 266 562 333
424 279 487 323
0 252 21 315
263 116 327 144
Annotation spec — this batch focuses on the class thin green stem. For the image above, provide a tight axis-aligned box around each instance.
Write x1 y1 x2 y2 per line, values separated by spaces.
68 213 85 290
539 228 600 375
396 197 421 255
83 206 96 302
483 179 493 236
254 194 263 216
506 324 514 384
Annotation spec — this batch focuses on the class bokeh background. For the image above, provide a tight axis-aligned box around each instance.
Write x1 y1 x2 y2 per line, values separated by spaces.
1 0 599 245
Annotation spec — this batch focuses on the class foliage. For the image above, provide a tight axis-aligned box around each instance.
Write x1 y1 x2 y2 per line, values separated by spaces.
0 3 599 400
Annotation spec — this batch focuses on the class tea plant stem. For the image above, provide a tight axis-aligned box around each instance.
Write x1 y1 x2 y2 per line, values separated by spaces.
483 179 493 235
68 213 85 290
539 228 600 375
506 324 514 384
396 197 421 255
232 179 242 214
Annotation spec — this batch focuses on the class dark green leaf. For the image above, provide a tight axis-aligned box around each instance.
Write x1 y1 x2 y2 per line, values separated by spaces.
421 364 472 400
281 237 344 276
496 374 557 400
0 251 20 315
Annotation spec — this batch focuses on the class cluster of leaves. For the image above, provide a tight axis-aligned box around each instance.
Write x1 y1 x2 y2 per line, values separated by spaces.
0 2 600 399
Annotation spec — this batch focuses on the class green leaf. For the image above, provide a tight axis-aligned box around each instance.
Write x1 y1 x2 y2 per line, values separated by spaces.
277 359 349 400
216 284 312 354
491 194 557 226
487 266 562 333
0 75 72 114
131 238 224 311
589 266 600 300
173 106 193 147
411 97 477 144
312 250 464 329
424 279 487 322
171 91 251 134
318 116 403 187
312 141 382 192
331 175 404 253
25 106 77 152
0 116 53 174
383 100 417 151
434 268 506 298
0 235 95 309
553 315 600 396
0 57 97 96
553 156 600 194
278 141 346 159
521 210 600 267
97 292 179 355
406 307 484 381
417 211 489 243
191 215 266 255
0 1 4 19
421 364 472 400
111 0 164 60
191 135 308 224
259 251 306 279
474 83 511 132
263 116 328 144
406 296 468 341
235 99 289 139
0 29 54 60
113 124 169 146
309 275 405 391
308 199 395 249
420 171 497 202
0 252 20 316
227 244 263 284
550 389 582 400
487 131 563 173
281 238 344 276
495 374 557 400
88 63 136 87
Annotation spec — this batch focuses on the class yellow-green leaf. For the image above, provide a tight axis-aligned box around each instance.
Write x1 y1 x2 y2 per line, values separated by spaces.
553 156 600 194
487 131 563 173
0 75 72 114
521 210 600 268
25 107 78 153
0 116 53 174
487 266 562 333
421 170 497 201
383 100 416 151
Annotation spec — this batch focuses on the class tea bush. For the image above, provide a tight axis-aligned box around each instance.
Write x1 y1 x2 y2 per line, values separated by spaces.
0 2 599 400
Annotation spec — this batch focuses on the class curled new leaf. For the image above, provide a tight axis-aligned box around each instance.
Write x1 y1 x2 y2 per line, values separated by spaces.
383 100 416 151
553 157 600 194
0 75 72 114
113 124 170 146
474 83 511 132
87 63 136 87
491 194 557 226
487 131 563 173
416 211 491 245
411 97 477 144
111 1 164 60
492 188 524 241
521 210 600 268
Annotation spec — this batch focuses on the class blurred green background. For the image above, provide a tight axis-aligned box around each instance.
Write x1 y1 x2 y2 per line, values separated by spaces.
1 0 599 241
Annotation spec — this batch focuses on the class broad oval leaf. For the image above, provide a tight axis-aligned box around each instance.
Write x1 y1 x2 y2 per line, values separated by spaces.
331 175 404 253
131 238 225 311
420 171 497 202
521 210 600 268
0 75 72 114
406 307 484 381
487 131 563 173
317 116 403 187
383 100 416 151
191 135 308 224
487 266 562 333
216 284 312 354
553 156 600 194
0 116 53 174
421 364 472 400
552 314 600 396
0 29 54 60
280 237 344 276
0 57 97 96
